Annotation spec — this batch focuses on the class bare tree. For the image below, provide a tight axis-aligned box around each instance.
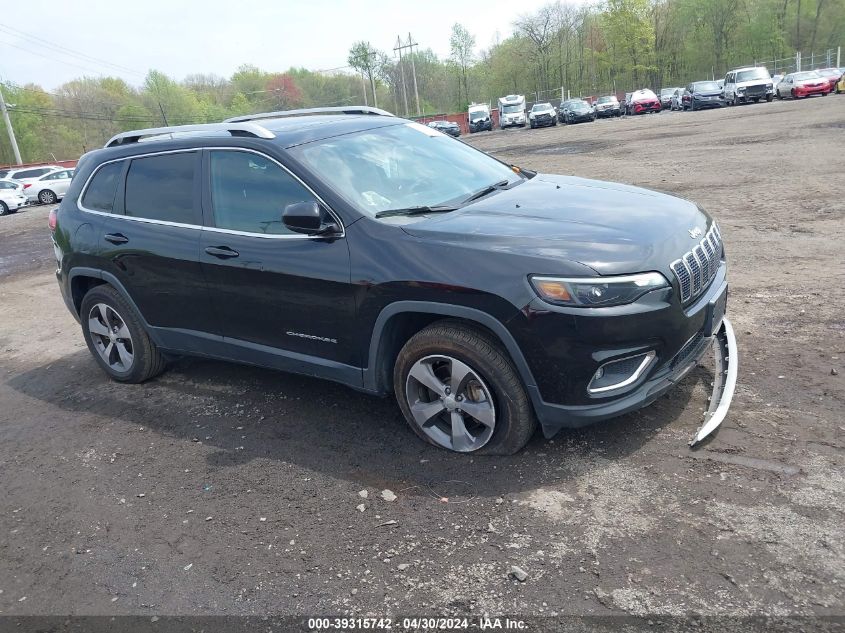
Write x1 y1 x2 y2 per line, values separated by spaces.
449 23 476 106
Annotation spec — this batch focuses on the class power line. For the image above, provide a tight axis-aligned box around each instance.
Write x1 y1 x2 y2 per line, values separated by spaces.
0 23 145 77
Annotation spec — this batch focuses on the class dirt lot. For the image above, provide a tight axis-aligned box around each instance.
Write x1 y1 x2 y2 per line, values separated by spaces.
0 97 843 625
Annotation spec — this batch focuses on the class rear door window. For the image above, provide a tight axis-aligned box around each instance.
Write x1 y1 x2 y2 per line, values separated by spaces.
124 152 198 224
81 161 124 212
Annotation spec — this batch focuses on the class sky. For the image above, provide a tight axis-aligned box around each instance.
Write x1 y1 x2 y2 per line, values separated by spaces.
0 0 569 90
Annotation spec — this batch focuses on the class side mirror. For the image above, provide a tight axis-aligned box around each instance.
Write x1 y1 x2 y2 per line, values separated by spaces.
282 201 338 236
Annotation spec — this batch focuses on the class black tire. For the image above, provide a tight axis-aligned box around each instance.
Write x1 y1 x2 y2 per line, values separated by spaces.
38 189 57 205
80 284 167 383
0 201 8 216
766 94 773 102
393 320 537 455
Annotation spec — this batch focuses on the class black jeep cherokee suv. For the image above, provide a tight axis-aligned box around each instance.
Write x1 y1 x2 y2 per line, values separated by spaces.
51 106 735 454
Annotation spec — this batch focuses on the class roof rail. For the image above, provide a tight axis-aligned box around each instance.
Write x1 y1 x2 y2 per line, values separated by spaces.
104 122 275 148
224 106 395 123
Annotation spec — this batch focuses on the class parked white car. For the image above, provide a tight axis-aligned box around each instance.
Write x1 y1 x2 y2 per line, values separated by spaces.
0 178 30 216
1 165 63 186
723 66 774 105
26 168 75 204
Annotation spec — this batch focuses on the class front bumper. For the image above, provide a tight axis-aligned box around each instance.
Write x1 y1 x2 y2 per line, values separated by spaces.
501 117 525 128
510 263 730 437
794 85 830 96
531 116 555 127
5 196 30 210
633 101 661 113
566 113 594 122
469 121 492 132
692 96 724 108
595 108 619 117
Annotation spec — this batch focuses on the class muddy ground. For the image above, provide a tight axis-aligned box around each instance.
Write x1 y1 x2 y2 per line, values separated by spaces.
0 96 843 625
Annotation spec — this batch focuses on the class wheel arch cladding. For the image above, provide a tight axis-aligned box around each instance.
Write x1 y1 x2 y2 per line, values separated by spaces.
70 275 107 316
365 301 538 396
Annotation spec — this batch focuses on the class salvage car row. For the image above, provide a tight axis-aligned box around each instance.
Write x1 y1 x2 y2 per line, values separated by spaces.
435 65 845 137
0 164 75 215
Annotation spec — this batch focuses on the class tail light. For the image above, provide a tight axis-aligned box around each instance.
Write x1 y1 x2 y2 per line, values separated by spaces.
23 183 31 189
48 208 58 232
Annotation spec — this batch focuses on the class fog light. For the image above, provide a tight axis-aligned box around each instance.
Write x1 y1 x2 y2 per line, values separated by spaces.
588 351 656 394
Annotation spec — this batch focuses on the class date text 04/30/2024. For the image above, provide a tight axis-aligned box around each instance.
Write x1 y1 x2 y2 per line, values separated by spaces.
307 616 529 630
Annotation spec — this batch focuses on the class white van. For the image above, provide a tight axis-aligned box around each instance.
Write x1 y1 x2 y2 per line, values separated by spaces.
723 67 774 105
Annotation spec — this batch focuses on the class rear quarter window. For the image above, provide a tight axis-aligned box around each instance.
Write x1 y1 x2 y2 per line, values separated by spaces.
81 161 124 212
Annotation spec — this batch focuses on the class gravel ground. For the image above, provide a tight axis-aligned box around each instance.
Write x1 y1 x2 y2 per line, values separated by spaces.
0 96 843 625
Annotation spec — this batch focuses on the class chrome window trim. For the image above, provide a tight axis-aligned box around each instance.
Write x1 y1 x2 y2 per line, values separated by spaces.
588 351 657 394
76 146 345 240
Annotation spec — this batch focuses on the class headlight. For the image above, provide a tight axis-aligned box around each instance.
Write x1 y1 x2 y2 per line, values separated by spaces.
530 272 669 307
737 86 745 93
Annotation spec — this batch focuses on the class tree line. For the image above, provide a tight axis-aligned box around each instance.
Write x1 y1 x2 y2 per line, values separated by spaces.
2 0 842 164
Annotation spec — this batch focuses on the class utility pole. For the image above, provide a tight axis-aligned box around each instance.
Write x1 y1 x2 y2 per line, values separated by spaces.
407 33 421 117
394 36 410 117
360 71 369 106
0 85 23 166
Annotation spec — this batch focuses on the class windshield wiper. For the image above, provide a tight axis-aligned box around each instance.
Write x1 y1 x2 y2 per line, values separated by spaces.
462 179 511 204
374 205 458 219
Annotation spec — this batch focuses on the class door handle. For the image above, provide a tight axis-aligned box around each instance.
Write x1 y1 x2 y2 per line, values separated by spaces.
104 233 129 245
205 245 239 259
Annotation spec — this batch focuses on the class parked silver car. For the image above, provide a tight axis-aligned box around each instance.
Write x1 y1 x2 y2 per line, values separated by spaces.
0 178 30 216
26 168 75 204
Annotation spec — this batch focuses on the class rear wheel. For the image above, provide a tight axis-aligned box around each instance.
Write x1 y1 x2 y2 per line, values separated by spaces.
38 189 57 205
80 285 167 383
0 201 9 216
765 94 773 102
394 321 536 455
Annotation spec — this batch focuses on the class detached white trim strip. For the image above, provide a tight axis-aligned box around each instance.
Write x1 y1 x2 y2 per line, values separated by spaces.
690 318 738 446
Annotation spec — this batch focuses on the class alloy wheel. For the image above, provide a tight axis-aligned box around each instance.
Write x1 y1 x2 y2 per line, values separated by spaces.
404 355 496 452
88 303 134 372
39 190 56 204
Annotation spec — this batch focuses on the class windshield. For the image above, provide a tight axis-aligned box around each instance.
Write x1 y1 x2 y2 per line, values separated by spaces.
736 68 770 82
693 81 720 92
469 109 488 120
793 71 820 80
501 104 523 113
816 69 838 76
596 96 615 104
660 88 676 96
532 103 552 111
571 101 589 110
292 122 520 217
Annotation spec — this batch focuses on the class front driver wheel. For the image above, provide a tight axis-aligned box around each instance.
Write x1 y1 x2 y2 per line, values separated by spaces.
80 285 167 383
394 321 536 455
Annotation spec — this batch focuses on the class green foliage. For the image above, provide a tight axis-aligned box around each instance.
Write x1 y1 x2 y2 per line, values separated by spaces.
1 0 842 163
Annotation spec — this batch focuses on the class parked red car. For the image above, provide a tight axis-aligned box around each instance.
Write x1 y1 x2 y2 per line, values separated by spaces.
775 71 831 99
628 89 662 114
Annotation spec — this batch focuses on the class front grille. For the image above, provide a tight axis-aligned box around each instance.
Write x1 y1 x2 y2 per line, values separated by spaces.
670 224 723 303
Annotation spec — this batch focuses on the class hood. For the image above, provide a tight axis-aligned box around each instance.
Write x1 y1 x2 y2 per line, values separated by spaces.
694 89 722 97
797 77 826 86
400 174 712 276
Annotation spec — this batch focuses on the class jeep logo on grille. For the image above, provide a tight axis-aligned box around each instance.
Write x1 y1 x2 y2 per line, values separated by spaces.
688 227 703 238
